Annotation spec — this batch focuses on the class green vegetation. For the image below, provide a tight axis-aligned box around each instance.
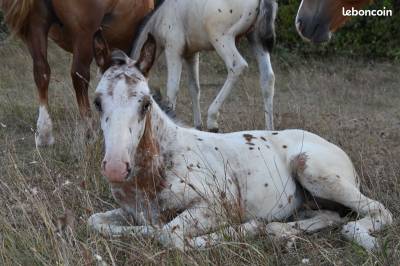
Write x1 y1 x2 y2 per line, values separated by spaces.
276 0 400 59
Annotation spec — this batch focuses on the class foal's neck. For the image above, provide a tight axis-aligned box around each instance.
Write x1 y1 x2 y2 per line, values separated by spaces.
149 104 180 153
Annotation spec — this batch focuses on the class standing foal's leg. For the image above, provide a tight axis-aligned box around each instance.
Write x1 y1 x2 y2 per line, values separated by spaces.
207 37 248 132
26 22 54 146
71 34 95 138
185 53 202 130
165 49 183 111
248 33 276 130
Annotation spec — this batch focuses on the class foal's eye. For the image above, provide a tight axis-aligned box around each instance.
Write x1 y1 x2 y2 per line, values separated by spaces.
94 97 102 112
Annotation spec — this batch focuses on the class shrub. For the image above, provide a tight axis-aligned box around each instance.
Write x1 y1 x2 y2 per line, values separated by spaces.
276 0 400 60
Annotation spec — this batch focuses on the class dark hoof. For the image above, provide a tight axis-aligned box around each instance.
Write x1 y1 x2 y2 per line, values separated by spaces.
208 128 219 133
195 125 204 131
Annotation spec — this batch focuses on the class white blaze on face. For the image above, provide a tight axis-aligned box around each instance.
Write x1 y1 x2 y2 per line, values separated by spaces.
35 105 55 146
95 65 150 182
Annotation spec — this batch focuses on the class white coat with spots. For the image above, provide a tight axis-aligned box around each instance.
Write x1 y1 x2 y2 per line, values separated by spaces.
131 0 278 131
88 35 393 252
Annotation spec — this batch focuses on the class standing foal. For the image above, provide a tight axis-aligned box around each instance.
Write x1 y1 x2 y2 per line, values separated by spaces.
89 35 393 252
131 0 278 131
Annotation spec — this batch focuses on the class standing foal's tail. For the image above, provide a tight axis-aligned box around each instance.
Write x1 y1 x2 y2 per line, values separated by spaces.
255 0 278 52
1 0 35 39
130 0 165 60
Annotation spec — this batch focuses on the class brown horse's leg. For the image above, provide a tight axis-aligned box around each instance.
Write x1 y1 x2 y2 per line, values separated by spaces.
70 34 96 138
26 23 54 146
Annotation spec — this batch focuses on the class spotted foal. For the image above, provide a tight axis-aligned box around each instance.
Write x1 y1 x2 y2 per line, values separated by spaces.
88 35 393 252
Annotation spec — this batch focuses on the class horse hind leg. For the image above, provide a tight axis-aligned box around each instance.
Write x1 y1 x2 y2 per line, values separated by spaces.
248 32 275 130
26 21 54 146
70 34 98 141
188 210 344 249
207 37 248 132
291 152 393 251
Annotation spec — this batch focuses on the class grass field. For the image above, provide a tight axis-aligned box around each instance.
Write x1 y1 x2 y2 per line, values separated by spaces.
0 38 399 265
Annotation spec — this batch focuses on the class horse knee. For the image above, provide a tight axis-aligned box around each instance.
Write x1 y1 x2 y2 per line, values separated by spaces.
230 59 248 76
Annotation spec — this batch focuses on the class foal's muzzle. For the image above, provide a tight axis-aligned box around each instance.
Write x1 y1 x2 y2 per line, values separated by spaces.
102 160 132 183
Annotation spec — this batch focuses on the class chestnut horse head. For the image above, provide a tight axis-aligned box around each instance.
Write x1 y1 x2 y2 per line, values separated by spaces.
296 0 371 43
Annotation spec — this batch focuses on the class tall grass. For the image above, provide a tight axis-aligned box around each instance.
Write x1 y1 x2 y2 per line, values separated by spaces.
0 39 399 265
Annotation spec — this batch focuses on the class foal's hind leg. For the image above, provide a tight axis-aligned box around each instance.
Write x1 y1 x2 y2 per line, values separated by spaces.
292 151 393 251
185 53 202 130
188 210 343 249
248 33 276 130
26 18 54 146
207 37 248 132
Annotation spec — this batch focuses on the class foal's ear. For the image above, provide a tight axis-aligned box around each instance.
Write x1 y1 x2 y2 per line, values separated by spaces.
135 34 157 77
93 29 111 73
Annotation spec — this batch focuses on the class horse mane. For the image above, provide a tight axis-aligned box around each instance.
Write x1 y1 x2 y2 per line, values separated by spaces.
1 0 35 39
130 0 165 58
330 0 373 31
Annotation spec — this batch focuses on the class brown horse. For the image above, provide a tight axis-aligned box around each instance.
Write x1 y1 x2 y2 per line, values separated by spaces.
295 0 371 43
0 0 154 146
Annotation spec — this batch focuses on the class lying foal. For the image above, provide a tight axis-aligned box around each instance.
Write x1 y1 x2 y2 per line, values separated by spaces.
89 35 393 251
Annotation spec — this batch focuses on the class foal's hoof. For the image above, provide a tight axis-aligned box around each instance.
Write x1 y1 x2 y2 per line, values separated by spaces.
195 125 203 131
208 128 219 133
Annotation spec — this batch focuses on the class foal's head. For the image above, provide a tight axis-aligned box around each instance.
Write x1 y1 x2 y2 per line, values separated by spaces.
93 32 157 183
296 0 370 43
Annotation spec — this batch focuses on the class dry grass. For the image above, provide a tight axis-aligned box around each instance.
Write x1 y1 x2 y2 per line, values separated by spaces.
0 38 399 265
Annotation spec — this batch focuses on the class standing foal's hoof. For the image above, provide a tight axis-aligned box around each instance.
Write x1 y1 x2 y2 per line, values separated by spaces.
208 128 219 133
195 125 203 131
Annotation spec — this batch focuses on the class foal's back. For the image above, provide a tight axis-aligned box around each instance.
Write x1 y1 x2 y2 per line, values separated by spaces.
150 0 259 53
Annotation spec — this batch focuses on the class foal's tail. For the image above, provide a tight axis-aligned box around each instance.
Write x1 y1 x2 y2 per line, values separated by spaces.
255 0 278 52
1 0 35 39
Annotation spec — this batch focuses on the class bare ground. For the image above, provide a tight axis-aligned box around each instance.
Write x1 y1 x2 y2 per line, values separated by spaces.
0 39 399 265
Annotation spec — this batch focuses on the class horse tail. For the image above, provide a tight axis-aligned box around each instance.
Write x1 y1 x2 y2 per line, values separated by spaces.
130 0 165 59
1 0 36 39
255 0 278 52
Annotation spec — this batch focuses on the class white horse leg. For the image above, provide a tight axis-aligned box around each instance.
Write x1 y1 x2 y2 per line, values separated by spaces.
292 153 393 251
35 105 55 147
88 208 153 237
165 50 183 110
207 37 248 132
156 205 220 251
248 34 276 130
185 53 203 130
189 210 344 249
